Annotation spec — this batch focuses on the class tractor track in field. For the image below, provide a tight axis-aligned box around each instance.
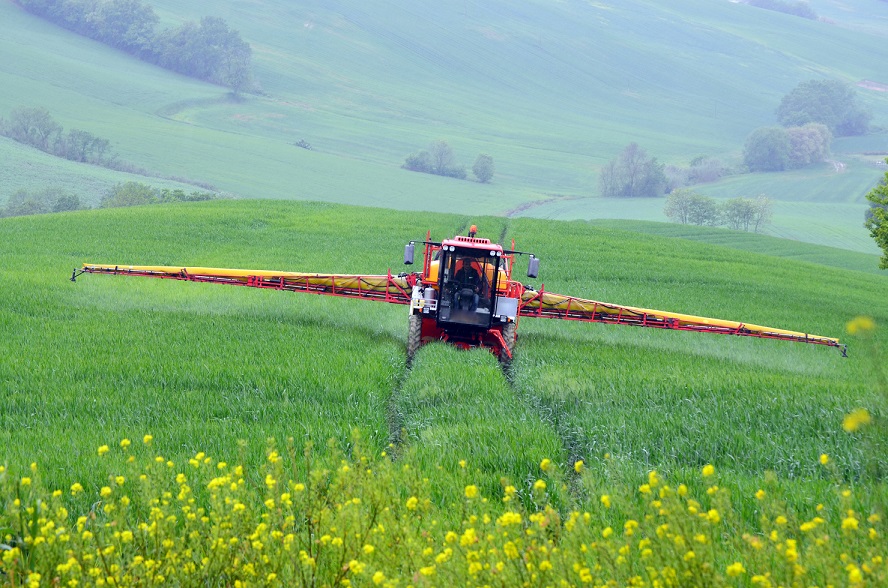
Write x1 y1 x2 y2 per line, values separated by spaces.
385 353 411 460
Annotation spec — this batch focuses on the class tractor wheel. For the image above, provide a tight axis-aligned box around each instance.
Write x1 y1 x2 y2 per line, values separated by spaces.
499 321 517 368
407 313 422 365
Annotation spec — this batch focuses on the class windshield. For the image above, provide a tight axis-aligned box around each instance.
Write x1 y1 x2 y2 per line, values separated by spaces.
437 248 500 329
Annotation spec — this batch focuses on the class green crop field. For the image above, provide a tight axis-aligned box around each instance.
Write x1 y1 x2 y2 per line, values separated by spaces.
1 201 886 584
3 0 888 583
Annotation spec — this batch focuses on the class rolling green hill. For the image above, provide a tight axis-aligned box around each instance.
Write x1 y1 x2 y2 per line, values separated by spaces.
2 0 888 255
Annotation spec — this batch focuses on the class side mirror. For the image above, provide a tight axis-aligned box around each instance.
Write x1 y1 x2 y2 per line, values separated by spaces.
404 242 415 265
527 255 539 279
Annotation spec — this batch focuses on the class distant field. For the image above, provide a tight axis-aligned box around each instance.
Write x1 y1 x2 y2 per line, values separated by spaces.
3 0 888 254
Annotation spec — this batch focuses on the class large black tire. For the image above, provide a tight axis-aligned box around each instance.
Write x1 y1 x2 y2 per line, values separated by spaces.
499 321 517 367
407 313 422 365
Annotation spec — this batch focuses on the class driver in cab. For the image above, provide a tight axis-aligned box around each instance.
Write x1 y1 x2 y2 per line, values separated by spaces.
454 261 481 311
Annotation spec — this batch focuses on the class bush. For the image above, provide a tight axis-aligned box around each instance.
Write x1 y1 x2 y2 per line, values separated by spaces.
472 154 495 183
100 182 219 208
776 80 871 137
1 187 83 217
599 143 667 198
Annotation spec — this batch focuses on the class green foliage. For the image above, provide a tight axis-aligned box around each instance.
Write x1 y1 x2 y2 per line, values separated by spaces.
864 160 888 269
1 106 114 165
599 143 667 198
776 79 872 137
1 187 83 217
99 181 218 208
743 127 791 172
722 195 773 233
403 140 468 180
16 0 253 91
664 189 720 226
472 154 495 183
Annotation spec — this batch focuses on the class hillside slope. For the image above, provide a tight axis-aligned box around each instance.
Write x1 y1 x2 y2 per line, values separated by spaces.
2 0 888 252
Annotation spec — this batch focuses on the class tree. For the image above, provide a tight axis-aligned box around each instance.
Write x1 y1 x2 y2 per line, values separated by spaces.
472 154 495 183
100 181 158 208
776 80 871 136
743 127 791 172
721 196 772 232
786 123 831 168
664 189 720 226
599 143 667 198
864 159 888 269
429 140 456 175
751 196 773 233
3 106 62 151
2 187 81 217
402 150 432 173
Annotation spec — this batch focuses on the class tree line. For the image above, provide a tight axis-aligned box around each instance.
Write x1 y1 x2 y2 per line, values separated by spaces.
14 0 253 92
664 190 773 233
1 106 114 165
403 140 495 183
1 182 221 219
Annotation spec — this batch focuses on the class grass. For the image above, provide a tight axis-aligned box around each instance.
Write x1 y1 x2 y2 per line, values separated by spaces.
1 200 885 583
1 201 884 490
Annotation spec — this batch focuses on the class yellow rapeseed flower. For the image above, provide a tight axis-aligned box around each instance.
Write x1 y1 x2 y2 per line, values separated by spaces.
843 409 872 432
406 496 418 510
755 489 766 500
574 460 584 473
842 516 859 531
372 571 385 585
702 464 715 477
846 316 875 335
533 479 546 491
820 453 829 465
464 485 478 499
97 445 109 457
540 458 552 472
143 434 153 445
601 494 611 508
707 509 721 524
727 562 746 577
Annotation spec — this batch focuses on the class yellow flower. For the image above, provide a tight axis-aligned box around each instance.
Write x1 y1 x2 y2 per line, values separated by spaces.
533 479 546 491
540 458 552 472
819 453 829 465
464 485 478 499
372 571 385 585
775 515 788 526
702 464 715 477
842 516 859 531
574 460 584 473
459 459 467 469
755 489 766 500
600 494 611 508
100 486 112 498
843 409 872 432
638 484 651 494
602 527 613 538
726 562 746 577
406 496 418 510
142 434 153 445
119 439 131 450
648 470 660 487
707 509 720 524
20 477 31 487
97 445 110 457
846 316 875 335
684 551 695 561
363 544 375 554
70 483 84 495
